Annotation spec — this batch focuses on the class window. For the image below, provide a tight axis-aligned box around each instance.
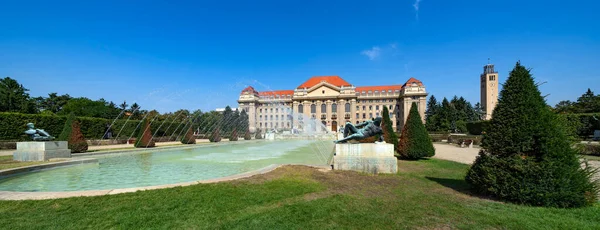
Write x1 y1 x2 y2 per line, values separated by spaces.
356 106 359 111
270 108 273 113
259 109 262 113
362 105 366 110
321 114 326 120
344 113 350 119
322 90 325 94
356 113 359 119
375 105 379 111
376 112 379 117
321 104 327 113
332 103 337 113
298 104 303 113
276 115 279 121
270 115 273 120
260 123 262 127
362 113 366 119
345 103 350 112
259 115 262 121
489 75 495 81
389 105 393 109
369 113 373 118
311 104 316 113
276 108 278 113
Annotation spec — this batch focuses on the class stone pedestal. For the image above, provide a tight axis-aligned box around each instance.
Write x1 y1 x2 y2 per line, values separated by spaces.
333 143 397 174
265 133 275 140
13 141 71 161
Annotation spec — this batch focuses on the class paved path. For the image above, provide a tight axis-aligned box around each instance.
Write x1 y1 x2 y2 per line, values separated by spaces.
432 143 480 164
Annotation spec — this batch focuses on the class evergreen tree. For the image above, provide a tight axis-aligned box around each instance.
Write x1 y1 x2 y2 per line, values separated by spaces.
425 95 441 131
209 128 221 142
397 102 435 159
222 106 233 134
381 106 398 148
180 126 196 144
244 129 251 140
135 118 155 148
58 113 88 153
466 62 598 208
254 128 263 139
229 128 238 141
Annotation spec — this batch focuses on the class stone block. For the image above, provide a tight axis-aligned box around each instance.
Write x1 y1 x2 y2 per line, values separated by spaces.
13 141 71 161
333 143 397 174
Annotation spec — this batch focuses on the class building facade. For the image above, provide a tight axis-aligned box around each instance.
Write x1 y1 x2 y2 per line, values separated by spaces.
238 76 427 133
480 63 499 120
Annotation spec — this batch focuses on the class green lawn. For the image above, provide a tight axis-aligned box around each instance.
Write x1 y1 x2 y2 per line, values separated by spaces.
0 159 598 229
0 155 64 170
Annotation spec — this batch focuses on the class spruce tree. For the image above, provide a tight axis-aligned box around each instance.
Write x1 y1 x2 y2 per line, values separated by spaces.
466 62 598 207
397 102 435 159
180 126 196 144
381 106 398 148
58 113 88 153
425 95 440 131
135 119 155 148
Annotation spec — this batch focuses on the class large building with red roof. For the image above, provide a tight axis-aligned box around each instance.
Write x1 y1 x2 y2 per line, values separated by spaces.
238 76 427 132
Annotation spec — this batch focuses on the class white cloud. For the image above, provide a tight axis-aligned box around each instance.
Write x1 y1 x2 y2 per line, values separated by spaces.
413 0 422 11
361 46 381 60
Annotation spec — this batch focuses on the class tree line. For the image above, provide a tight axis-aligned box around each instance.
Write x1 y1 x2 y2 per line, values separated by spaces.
554 88 600 114
424 95 482 133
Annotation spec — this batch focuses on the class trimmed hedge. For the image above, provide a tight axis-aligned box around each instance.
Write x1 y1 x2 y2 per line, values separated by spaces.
447 135 482 146
0 112 186 141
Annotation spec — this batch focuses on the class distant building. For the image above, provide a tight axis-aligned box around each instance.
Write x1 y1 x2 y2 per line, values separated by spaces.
237 76 427 132
480 63 499 120
215 107 238 113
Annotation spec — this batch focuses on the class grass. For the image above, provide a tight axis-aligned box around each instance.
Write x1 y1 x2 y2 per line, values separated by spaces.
0 159 598 229
0 155 65 171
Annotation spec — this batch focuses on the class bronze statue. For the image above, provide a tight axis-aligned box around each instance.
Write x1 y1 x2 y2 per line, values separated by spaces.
24 123 54 141
334 117 384 143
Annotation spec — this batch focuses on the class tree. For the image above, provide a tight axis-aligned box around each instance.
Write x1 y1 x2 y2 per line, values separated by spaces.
0 77 36 113
397 102 435 159
466 62 598 208
381 106 398 149
58 113 88 153
130 103 142 120
222 106 233 134
180 125 196 144
244 129 251 140
229 128 238 141
254 128 263 139
473 102 484 120
135 118 155 148
209 128 222 142
425 95 441 131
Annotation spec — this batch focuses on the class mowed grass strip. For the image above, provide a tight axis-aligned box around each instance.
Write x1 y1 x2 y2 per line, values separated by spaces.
0 159 598 229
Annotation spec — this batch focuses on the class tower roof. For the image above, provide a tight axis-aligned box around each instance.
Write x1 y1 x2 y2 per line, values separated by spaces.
402 77 424 88
240 86 259 95
297 76 352 89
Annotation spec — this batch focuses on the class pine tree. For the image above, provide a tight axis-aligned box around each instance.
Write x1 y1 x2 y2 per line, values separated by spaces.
58 113 88 153
135 119 155 148
397 102 435 159
381 106 398 148
180 126 196 144
425 95 440 131
466 62 598 208
229 128 238 141
244 129 251 140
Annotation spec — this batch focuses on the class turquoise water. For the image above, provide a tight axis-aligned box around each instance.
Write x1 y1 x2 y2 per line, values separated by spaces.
0 140 334 192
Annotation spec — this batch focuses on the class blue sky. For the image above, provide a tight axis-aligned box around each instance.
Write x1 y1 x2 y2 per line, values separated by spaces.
1 0 598 113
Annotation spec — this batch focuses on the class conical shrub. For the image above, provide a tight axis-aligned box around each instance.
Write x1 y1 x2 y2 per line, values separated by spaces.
181 126 196 144
254 128 262 139
229 128 238 141
244 129 251 140
209 128 221 142
397 102 435 159
58 113 88 153
135 119 155 148
466 62 598 207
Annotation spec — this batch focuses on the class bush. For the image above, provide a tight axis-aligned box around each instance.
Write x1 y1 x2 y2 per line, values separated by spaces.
466 62 598 208
466 121 490 135
134 119 155 148
180 126 196 144
576 143 600 156
397 102 435 159
229 129 238 141
254 129 262 140
382 106 399 149
58 113 88 153
209 128 221 142
447 135 482 146
244 129 251 140
0 141 16 150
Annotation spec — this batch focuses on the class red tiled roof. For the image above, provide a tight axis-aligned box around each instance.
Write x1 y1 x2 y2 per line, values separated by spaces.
241 86 259 95
355 85 402 92
297 76 352 89
402 77 424 88
258 90 294 96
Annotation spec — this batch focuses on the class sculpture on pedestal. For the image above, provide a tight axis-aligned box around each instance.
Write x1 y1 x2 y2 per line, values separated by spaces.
334 117 384 143
24 123 55 141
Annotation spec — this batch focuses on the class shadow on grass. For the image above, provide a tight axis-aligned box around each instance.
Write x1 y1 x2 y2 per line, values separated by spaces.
426 176 501 202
